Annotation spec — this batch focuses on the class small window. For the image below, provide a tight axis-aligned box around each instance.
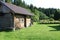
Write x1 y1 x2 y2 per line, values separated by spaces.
19 18 24 23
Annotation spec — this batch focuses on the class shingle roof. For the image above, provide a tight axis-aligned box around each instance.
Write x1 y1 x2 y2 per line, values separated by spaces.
0 1 33 16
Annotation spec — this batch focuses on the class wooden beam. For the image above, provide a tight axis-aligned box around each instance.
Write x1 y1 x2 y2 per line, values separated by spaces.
13 13 15 31
10 11 16 31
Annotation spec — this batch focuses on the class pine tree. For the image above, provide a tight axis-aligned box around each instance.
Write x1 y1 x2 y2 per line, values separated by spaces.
5 0 12 3
13 0 22 6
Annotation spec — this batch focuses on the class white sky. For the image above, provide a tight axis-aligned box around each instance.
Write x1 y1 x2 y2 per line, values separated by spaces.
22 0 60 9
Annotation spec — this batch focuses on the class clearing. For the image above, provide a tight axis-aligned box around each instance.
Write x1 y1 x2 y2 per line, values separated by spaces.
0 23 60 40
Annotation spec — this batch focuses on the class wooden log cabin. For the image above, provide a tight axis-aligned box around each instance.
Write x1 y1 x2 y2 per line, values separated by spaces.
0 1 33 31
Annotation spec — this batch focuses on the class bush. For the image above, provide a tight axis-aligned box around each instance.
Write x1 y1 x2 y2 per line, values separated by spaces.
49 18 54 21
39 20 60 24
58 19 60 21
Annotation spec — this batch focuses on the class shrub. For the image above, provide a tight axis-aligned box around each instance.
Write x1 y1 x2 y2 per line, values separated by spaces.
39 20 60 24
49 18 54 21
58 19 60 21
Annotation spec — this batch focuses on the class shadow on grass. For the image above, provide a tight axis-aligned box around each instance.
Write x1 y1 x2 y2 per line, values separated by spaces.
0 29 13 32
49 25 60 31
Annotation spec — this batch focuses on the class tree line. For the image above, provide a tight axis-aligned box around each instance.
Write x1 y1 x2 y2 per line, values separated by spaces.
4 0 60 22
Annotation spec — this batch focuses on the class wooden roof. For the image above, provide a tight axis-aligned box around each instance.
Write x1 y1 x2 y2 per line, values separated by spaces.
0 1 33 16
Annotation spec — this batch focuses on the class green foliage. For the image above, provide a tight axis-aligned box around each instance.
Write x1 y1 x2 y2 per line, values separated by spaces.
5 0 12 3
58 19 60 21
29 4 35 12
49 18 54 21
39 12 49 20
32 9 40 22
39 19 60 24
38 8 60 20
13 0 22 6
13 0 28 8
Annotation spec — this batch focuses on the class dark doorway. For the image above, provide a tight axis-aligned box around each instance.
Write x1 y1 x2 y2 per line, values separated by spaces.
24 16 26 27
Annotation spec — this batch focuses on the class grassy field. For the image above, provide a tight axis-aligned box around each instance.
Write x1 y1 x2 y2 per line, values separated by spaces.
0 23 60 40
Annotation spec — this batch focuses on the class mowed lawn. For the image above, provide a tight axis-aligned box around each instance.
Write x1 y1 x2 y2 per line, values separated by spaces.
0 23 60 40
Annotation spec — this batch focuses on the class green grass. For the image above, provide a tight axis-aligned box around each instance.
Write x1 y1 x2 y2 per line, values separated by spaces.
0 22 60 40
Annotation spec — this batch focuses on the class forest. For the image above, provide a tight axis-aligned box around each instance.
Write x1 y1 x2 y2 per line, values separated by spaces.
5 0 60 23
